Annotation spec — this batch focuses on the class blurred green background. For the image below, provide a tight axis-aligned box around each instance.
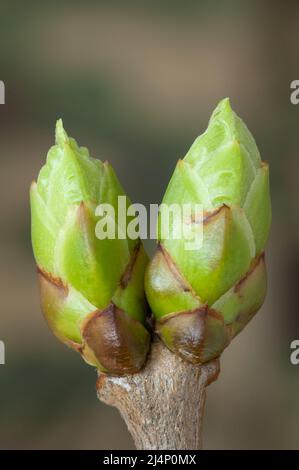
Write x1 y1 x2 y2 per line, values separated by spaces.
1 0 299 449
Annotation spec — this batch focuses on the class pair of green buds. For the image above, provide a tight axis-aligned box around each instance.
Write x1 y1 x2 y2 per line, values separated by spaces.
30 98 271 374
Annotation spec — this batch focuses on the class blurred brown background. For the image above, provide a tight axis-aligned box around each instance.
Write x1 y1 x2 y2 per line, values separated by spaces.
0 0 299 449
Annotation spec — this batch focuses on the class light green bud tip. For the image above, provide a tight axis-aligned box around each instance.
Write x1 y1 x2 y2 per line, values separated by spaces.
30 120 150 374
145 98 271 364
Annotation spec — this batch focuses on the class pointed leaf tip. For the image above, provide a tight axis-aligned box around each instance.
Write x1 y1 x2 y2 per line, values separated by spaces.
211 97 232 120
218 97 231 107
55 119 69 147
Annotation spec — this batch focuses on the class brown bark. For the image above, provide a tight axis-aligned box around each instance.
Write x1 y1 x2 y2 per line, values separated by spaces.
97 338 220 450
